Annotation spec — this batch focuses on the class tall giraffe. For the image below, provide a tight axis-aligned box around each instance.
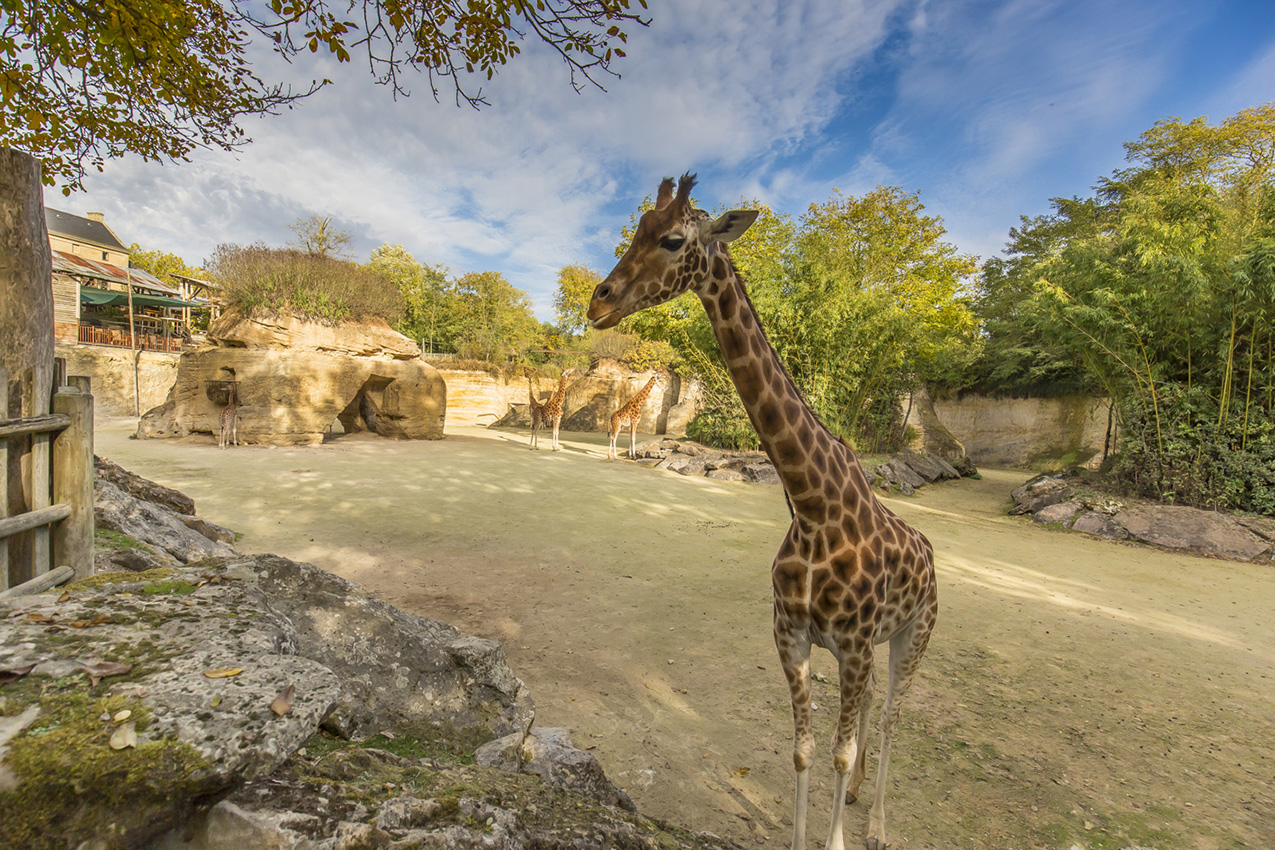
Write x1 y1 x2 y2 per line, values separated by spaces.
587 175 937 850
527 375 547 449
608 373 661 460
540 368 575 452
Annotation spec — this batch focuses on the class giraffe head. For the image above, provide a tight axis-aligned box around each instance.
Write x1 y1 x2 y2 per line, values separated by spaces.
588 173 758 330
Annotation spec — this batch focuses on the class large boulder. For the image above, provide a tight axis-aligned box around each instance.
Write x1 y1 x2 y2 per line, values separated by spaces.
0 553 537 849
557 362 676 434
138 311 446 446
1116 505 1273 561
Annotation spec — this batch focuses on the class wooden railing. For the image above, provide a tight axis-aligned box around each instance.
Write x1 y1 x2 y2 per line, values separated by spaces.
77 324 185 352
0 366 94 594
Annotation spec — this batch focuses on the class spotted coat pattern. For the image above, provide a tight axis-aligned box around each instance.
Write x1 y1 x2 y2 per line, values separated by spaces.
540 368 575 452
608 375 659 459
587 174 938 850
527 376 547 449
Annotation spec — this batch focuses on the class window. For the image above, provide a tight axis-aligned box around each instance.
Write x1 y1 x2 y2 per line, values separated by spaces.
101 251 107 260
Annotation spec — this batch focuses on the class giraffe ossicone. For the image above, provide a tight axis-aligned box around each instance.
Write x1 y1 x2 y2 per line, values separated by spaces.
588 173 938 850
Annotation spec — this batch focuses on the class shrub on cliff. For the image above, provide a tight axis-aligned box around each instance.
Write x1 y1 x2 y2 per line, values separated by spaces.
207 243 405 325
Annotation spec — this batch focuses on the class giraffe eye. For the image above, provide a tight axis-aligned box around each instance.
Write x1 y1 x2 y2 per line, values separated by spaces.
660 236 685 251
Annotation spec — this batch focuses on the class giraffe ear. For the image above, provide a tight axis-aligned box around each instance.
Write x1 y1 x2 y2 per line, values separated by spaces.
705 209 758 244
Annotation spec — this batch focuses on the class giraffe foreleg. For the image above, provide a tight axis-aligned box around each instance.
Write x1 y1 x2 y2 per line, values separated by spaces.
776 622 813 850
628 420 639 458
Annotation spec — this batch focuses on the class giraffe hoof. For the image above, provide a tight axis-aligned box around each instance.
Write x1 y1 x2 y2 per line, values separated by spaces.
845 791 857 805
865 836 884 850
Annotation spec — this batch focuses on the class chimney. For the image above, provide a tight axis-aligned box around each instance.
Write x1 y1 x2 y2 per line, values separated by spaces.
87 212 104 222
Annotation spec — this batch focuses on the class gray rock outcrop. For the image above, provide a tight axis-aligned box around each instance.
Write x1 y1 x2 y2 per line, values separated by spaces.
1009 473 1275 562
475 726 637 811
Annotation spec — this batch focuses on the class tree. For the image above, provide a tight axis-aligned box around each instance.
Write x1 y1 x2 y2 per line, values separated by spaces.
127 243 204 285
985 105 1275 513
2 0 650 191
288 215 353 259
364 242 453 351
552 264 601 335
450 271 540 362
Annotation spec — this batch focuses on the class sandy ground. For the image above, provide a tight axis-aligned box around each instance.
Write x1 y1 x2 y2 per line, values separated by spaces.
96 419 1274 850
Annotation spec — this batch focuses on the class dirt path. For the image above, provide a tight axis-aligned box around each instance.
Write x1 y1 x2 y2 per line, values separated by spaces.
97 419 1274 849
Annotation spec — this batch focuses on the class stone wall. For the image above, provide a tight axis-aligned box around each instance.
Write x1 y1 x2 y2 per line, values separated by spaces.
909 392 1110 469
439 360 696 435
56 344 180 418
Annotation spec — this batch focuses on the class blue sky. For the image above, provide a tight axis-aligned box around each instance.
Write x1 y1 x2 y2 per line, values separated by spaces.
53 0 1275 321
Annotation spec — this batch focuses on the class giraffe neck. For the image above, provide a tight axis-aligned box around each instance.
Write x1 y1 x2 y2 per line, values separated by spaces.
697 252 871 510
628 378 657 409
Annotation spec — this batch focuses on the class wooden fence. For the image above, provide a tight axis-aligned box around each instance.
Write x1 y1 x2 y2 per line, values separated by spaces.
0 364 95 595
78 324 185 352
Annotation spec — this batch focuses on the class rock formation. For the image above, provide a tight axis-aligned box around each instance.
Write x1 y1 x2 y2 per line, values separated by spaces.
1009 472 1275 562
138 311 446 446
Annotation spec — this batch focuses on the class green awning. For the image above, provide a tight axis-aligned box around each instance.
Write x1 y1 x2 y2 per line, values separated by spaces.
79 289 205 309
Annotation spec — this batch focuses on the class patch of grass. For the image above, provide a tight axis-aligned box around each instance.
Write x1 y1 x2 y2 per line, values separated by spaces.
68 568 173 590
94 529 152 553
0 690 212 850
138 579 197 596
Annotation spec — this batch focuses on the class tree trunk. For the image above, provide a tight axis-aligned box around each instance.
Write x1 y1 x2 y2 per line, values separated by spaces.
0 148 54 581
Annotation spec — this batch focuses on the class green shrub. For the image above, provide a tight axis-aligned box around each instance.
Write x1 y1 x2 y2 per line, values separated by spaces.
207 243 404 325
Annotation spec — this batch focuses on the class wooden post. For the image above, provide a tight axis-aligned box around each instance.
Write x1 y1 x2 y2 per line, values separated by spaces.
52 386 93 579
0 366 8 591
69 375 91 395
125 270 139 416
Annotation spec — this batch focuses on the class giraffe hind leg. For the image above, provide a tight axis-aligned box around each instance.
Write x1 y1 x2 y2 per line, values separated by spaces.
867 603 936 850
825 646 873 850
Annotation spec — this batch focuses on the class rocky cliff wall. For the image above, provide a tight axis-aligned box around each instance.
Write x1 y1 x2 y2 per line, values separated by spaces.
55 344 179 418
138 312 445 445
909 392 1110 469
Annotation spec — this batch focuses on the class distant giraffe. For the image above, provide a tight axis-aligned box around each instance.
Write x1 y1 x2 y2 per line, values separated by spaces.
540 368 575 452
608 374 662 460
527 375 547 449
218 394 238 449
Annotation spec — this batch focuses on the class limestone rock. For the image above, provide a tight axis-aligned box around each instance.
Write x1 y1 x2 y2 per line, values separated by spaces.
950 456 980 477
1115 505 1273 561
897 448 961 483
1009 475 1074 516
875 459 925 491
706 468 746 482
1071 510 1129 539
1032 500 1082 525
96 454 196 515
245 554 534 744
139 312 445 446
163 746 738 850
742 461 781 485
209 311 419 359
0 566 343 849
95 478 238 564
908 385 966 460
474 727 636 812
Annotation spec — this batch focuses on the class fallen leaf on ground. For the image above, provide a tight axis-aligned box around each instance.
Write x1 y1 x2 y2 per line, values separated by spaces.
57 591 70 603
81 661 133 686
25 613 56 624
109 721 137 750
211 696 222 707
70 614 113 628
270 684 295 717
203 668 243 679
0 664 35 685
734 767 751 777
113 709 132 722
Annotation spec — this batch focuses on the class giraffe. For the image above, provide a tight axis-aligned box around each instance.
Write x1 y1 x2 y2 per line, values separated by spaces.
527 375 547 449
540 368 575 452
218 394 238 449
587 175 938 850
608 373 662 460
